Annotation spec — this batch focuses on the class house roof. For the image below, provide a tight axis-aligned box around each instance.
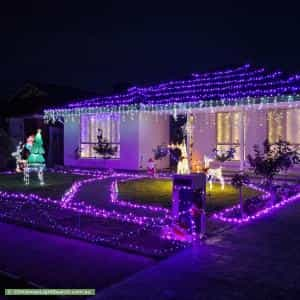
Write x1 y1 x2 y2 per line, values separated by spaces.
44 65 300 119
5 81 98 117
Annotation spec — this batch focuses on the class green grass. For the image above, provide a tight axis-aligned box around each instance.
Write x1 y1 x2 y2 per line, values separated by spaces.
119 179 260 213
0 172 83 199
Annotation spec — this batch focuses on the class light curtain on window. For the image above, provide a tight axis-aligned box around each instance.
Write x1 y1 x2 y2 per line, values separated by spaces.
80 114 120 158
216 112 241 160
268 109 300 145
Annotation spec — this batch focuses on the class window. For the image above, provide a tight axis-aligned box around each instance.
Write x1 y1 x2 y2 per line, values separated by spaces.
80 114 120 159
216 112 241 160
268 108 300 147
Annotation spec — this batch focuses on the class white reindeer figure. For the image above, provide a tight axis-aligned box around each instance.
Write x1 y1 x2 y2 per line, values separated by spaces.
204 155 225 190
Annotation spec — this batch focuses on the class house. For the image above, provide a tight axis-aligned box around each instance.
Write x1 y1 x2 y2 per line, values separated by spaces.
5 82 97 167
44 65 300 172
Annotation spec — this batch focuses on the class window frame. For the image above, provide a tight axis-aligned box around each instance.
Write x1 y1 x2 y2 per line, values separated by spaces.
267 108 300 150
215 111 241 161
79 114 121 160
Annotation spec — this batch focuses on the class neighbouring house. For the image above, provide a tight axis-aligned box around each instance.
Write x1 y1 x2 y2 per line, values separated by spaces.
4 82 97 167
44 65 300 172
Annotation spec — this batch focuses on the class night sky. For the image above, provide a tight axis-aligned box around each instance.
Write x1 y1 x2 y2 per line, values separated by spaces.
1 1 300 97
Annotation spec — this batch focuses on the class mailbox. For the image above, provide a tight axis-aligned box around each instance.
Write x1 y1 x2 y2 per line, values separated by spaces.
172 173 206 238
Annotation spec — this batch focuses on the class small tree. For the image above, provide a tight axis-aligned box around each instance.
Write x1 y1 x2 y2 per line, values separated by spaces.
213 147 236 163
248 139 299 204
248 139 299 187
231 173 250 217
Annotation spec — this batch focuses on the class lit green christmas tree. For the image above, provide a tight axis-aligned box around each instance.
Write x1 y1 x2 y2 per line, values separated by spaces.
27 129 45 165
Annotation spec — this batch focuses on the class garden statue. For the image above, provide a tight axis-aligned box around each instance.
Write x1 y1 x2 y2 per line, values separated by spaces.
203 147 236 190
168 140 190 174
204 155 225 190
25 129 46 185
153 114 191 175
11 130 46 186
11 141 24 173
152 141 190 175
147 158 156 177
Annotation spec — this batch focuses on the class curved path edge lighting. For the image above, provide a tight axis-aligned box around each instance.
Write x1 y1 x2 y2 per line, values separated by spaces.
0 170 187 256
213 185 300 224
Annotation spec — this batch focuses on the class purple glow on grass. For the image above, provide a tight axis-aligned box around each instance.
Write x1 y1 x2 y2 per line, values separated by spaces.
0 197 185 256
60 173 173 226
2 168 300 243
0 170 189 254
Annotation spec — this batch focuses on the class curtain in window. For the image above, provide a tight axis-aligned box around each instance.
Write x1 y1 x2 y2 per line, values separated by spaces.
268 109 300 145
216 112 241 160
80 114 120 158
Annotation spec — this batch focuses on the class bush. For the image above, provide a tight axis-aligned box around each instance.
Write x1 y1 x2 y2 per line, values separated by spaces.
248 139 300 187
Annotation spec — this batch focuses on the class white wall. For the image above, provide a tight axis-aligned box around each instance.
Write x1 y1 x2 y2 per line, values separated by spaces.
192 105 299 171
64 114 140 170
63 103 300 172
191 108 269 169
192 112 216 164
138 113 170 170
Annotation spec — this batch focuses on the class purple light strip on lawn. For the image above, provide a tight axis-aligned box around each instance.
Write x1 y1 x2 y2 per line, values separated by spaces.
213 187 300 224
49 168 108 177
0 190 59 204
60 173 170 226
0 197 186 256
0 170 188 246
110 178 170 214
111 195 169 214
0 170 170 226
0 171 16 175
65 200 164 225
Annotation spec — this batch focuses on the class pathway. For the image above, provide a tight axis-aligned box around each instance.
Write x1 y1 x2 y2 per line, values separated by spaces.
94 198 300 299
0 222 154 291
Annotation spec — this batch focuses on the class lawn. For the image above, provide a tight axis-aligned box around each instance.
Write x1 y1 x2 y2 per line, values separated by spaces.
0 172 84 199
118 178 261 213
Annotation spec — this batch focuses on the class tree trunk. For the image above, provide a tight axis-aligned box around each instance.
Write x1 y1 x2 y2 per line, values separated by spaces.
266 178 275 205
239 187 244 217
